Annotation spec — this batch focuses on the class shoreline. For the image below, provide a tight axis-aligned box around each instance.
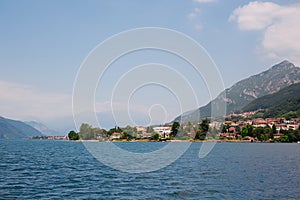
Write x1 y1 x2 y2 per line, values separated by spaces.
28 138 300 143
75 139 293 143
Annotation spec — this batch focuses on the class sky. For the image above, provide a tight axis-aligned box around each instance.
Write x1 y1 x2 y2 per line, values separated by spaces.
0 0 300 131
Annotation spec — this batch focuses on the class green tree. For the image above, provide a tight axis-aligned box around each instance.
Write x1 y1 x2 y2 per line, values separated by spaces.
195 119 210 140
199 119 210 133
68 130 79 140
147 126 154 133
241 126 248 138
79 123 95 140
241 125 254 138
253 127 264 141
208 127 219 139
92 127 107 140
221 124 228 133
271 124 276 139
294 129 300 141
247 125 254 137
107 126 123 136
78 123 107 140
151 133 159 140
121 131 133 140
275 135 289 142
123 125 137 138
171 122 180 138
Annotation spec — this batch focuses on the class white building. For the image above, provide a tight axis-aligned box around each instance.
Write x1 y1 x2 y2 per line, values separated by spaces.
153 126 172 137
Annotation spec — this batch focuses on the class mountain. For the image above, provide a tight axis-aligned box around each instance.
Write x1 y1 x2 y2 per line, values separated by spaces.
175 60 300 122
242 83 300 118
0 116 43 139
243 82 300 111
263 99 300 119
25 121 62 136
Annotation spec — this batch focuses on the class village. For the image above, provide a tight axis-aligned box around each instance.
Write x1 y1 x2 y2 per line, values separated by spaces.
106 110 300 142
31 111 300 143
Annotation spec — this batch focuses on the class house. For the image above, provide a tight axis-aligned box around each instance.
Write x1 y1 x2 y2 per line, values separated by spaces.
110 132 121 140
153 126 172 137
141 132 152 139
228 127 236 133
252 118 267 127
219 132 239 139
47 135 68 140
273 133 284 139
276 124 288 131
135 126 147 134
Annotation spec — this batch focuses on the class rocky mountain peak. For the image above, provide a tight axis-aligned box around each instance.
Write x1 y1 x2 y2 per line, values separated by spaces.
271 60 295 70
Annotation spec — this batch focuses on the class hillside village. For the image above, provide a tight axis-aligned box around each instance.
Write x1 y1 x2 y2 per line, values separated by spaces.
220 111 300 142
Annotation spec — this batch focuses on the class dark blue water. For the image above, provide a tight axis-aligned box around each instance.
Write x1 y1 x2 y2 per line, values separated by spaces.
1 140 299 199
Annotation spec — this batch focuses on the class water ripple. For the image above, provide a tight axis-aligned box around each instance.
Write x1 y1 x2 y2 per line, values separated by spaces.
0 140 299 199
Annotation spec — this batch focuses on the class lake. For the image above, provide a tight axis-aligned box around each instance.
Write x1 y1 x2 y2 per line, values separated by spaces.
0 140 299 199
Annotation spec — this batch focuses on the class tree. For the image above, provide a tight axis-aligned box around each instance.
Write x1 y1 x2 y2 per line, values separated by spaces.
107 126 123 136
253 127 264 141
241 125 254 138
151 133 159 140
123 125 137 138
78 123 107 140
147 126 154 133
241 126 248 138
195 119 210 140
92 127 107 140
209 127 219 139
247 125 254 137
199 119 210 133
271 124 276 139
121 131 133 140
68 130 79 140
189 126 196 139
263 126 272 140
171 122 180 138
79 123 93 140
275 135 289 143
221 124 227 133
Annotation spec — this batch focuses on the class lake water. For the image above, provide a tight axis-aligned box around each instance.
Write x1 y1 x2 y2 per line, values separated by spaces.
0 140 299 199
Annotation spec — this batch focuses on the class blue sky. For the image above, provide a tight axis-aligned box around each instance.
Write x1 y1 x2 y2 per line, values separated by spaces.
0 0 299 131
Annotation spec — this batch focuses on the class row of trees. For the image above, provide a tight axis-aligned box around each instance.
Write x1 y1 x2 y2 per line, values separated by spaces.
68 119 214 141
68 123 162 141
170 119 212 140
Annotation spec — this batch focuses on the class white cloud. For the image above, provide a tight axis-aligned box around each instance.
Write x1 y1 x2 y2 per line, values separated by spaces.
0 81 72 121
229 1 300 65
229 2 281 30
187 8 203 31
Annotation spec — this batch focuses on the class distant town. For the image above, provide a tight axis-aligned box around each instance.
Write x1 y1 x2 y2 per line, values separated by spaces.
31 110 300 143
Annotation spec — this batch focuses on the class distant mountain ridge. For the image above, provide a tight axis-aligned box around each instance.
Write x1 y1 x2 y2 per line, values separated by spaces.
0 116 43 139
25 121 62 136
175 60 300 122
